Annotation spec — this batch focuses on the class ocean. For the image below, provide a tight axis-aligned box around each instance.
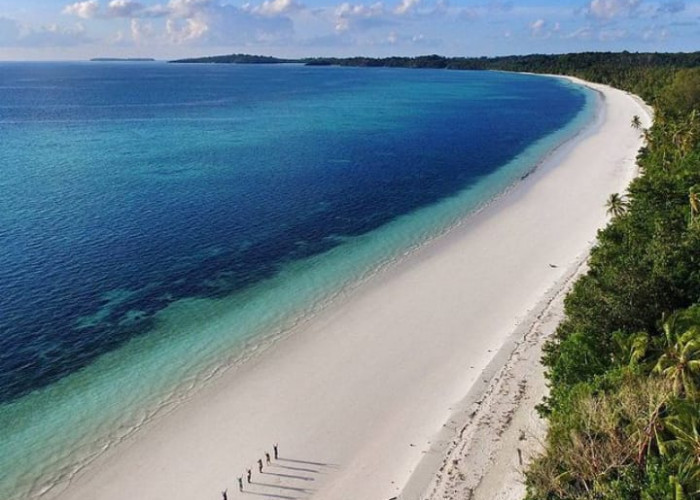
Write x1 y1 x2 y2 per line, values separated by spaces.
0 62 593 498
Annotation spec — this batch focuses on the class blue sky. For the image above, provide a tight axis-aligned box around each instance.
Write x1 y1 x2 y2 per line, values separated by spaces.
0 0 698 60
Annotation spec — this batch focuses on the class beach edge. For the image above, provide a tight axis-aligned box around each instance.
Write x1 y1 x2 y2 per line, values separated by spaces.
401 76 654 500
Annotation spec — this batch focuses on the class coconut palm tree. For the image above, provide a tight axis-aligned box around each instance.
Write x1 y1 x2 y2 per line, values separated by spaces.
661 401 700 498
654 306 700 398
614 330 650 367
606 193 628 218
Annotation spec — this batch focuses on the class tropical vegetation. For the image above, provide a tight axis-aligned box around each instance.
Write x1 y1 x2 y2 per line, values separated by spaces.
509 57 700 500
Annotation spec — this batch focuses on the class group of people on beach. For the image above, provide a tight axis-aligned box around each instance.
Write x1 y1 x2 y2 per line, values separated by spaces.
221 444 279 499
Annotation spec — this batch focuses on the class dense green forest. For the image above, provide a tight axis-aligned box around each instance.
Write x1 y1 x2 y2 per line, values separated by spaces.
507 59 700 499
174 50 700 497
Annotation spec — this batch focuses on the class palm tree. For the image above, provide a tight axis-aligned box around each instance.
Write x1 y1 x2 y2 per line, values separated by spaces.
614 330 650 367
653 306 700 398
661 402 700 498
606 193 628 218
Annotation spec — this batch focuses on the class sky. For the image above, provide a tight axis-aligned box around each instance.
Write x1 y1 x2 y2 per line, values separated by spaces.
0 0 698 60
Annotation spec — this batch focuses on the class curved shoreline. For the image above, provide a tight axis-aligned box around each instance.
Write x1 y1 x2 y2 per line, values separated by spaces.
48 76 650 500
0 72 590 500
406 76 653 500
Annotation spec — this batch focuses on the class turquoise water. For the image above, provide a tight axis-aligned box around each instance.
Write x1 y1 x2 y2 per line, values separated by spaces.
0 63 594 498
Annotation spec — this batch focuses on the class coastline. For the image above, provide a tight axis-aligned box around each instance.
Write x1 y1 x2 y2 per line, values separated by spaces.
406 76 653 500
48 77 651 500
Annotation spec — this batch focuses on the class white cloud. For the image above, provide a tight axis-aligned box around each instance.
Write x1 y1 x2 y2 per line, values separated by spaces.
108 0 145 17
530 18 546 35
166 0 214 18
254 0 303 16
0 17 91 47
394 0 421 15
0 15 91 47
583 0 641 21
332 0 449 34
334 2 386 31
376 28 440 46
529 17 561 39
166 16 208 41
63 0 100 19
138 5 172 17
565 25 594 39
61 0 297 46
130 18 154 41
63 0 148 19
169 2 295 45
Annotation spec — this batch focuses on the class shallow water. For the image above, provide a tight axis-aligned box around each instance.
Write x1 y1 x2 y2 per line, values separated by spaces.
0 62 592 498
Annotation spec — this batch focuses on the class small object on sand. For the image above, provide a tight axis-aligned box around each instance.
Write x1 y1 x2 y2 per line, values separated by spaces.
549 263 558 268
246 469 252 483
273 443 278 460
265 452 271 465
222 489 228 500
238 477 243 492
258 458 263 473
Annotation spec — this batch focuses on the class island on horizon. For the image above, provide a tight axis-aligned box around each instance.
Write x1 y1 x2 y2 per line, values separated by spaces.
169 51 700 74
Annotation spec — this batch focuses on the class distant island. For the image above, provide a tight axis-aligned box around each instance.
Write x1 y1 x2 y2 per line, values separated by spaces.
169 52 700 75
90 58 156 62
171 54 294 64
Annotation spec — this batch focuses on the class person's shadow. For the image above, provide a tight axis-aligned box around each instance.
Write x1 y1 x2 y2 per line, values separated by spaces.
241 455 336 499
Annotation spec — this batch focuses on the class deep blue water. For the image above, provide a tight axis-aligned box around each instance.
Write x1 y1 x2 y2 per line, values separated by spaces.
0 62 596 499
0 63 586 405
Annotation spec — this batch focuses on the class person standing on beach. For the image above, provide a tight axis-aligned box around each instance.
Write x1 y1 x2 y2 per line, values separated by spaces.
238 477 243 492
246 469 252 483
265 452 271 465
257 458 263 473
222 489 228 500
273 444 278 460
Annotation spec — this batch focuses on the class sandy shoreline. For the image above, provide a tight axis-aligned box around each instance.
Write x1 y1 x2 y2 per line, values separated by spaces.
50 77 651 500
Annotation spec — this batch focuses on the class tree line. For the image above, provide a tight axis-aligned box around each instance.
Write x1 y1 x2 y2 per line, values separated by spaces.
512 59 699 499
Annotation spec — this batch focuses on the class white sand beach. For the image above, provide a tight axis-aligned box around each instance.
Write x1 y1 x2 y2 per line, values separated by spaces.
50 77 651 500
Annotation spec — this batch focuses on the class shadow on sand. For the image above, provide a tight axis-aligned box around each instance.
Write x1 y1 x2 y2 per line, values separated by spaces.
236 455 337 499
276 458 338 468
262 471 314 481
